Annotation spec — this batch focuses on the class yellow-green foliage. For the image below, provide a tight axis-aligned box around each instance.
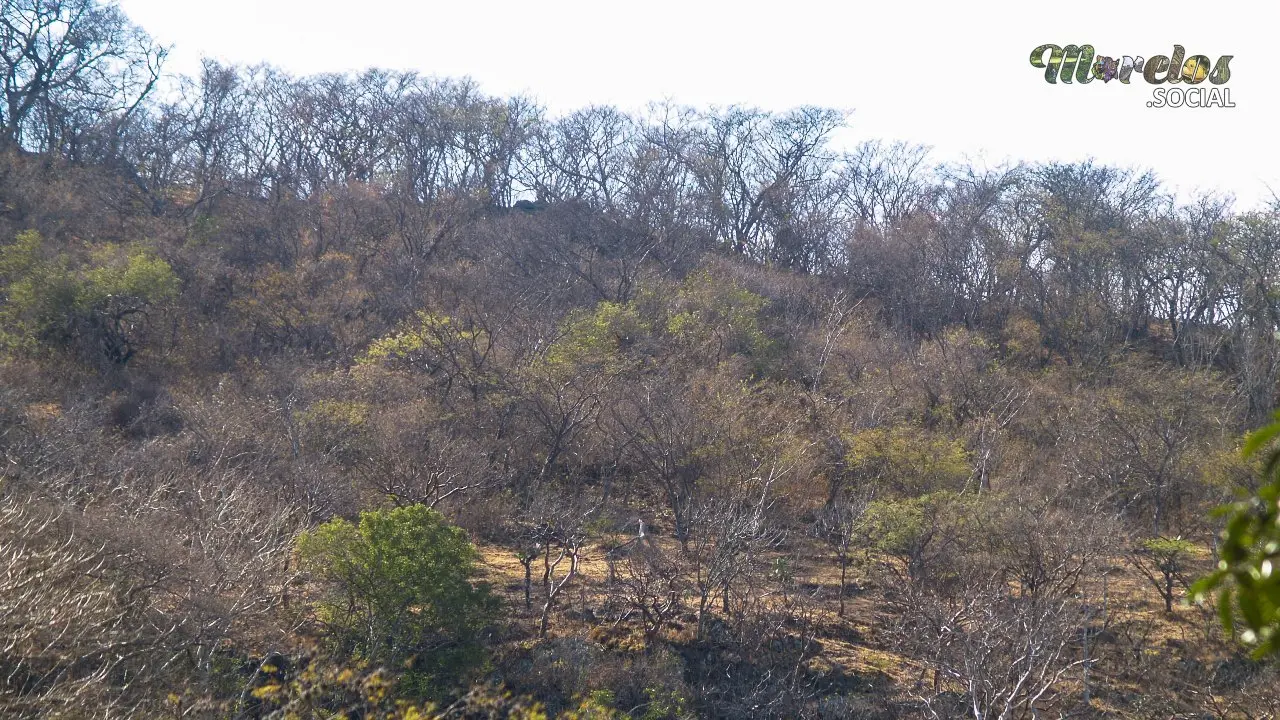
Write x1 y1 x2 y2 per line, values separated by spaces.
0 230 76 354
0 230 179 357
1141 536 1197 560
861 492 947 558
845 424 970 496
859 491 982 582
218 658 618 720
528 272 773 380
82 245 181 308
298 399 370 430
661 270 771 366
361 312 487 369
544 301 648 372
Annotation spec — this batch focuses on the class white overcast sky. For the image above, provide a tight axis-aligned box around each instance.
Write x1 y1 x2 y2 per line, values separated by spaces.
118 0 1279 208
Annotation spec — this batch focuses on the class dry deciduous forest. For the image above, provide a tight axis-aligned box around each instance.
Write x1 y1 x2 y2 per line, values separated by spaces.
3 1 1280 718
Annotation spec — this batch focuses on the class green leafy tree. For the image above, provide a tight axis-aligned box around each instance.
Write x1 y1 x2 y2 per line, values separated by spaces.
359 310 494 397
660 270 772 370
545 300 648 374
296 504 500 698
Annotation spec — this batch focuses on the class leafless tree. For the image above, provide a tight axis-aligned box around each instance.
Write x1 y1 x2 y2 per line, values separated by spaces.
0 0 167 155
813 495 867 617
901 582 1087 720
606 531 682 651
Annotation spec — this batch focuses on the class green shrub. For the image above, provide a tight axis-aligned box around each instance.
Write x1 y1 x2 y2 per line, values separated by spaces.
296 504 500 699
844 425 970 496
0 230 179 363
860 491 977 583
661 270 773 369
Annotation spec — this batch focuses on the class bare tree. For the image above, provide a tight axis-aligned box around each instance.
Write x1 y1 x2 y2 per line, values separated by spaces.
901 583 1087 720
681 105 844 263
0 491 186 717
522 491 593 639
813 495 867 617
606 530 682 651
0 0 167 155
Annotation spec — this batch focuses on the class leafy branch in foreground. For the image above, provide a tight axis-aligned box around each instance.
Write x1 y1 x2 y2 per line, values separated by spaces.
1193 412 1280 655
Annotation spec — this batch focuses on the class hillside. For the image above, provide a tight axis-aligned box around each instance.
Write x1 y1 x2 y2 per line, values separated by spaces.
2 3 1280 717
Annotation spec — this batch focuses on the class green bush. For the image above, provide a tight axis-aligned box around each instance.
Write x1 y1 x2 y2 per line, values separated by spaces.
844 425 970 496
0 230 179 363
661 270 773 369
296 504 500 699
860 491 978 583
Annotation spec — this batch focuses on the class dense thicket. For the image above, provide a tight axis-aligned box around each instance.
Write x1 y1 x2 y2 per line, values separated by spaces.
2 2 1279 718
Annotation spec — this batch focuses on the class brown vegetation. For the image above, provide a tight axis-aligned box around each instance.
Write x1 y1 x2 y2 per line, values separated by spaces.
1 2 1278 717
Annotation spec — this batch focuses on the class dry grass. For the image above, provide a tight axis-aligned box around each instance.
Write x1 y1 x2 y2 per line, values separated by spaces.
467 531 1241 715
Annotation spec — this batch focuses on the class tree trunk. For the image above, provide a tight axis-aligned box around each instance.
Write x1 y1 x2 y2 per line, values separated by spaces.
522 560 532 609
838 552 848 617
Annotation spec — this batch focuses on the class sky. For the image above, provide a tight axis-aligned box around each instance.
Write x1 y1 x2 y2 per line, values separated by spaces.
117 0 1280 209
